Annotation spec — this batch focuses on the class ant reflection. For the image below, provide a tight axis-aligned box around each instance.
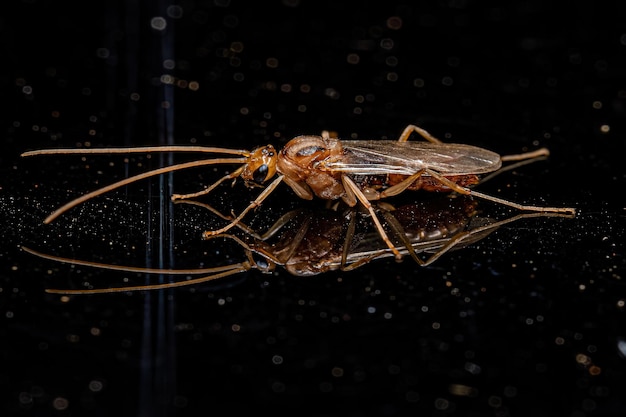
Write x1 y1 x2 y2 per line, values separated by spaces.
197 195 481 277
22 195 573 294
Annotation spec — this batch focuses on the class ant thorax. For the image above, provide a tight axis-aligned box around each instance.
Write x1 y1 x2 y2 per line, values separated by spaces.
277 135 346 200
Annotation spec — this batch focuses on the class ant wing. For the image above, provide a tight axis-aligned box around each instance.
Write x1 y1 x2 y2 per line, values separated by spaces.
327 141 502 176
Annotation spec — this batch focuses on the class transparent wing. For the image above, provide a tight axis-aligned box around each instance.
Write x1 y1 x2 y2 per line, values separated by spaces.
325 141 502 175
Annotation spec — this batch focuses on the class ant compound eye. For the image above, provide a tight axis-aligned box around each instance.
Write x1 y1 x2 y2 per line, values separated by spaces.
251 252 275 274
253 164 269 184
254 257 270 270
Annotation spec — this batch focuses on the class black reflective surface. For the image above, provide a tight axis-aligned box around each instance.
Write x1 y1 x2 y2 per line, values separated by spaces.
2 2 626 416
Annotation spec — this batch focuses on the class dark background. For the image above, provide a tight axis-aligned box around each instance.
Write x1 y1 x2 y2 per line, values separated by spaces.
1 1 625 416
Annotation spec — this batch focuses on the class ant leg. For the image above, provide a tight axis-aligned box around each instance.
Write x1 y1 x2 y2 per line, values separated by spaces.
479 152 550 185
423 168 576 215
397 126 551 160
500 148 550 162
469 190 577 215
340 209 404 272
397 124 443 144
341 176 403 260
341 249 389 272
172 165 245 200
378 169 426 198
338 203 430 270
202 175 286 237
361 169 428 200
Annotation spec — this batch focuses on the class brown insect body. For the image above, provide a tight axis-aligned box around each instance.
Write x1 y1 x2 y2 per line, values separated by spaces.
271 135 497 203
365 173 480 193
21 124 576 262
274 135 345 200
261 207 346 276
384 195 480 241
248 196 480 277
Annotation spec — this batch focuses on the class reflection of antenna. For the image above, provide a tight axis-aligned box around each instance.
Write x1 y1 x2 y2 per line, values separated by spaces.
21 196 574 294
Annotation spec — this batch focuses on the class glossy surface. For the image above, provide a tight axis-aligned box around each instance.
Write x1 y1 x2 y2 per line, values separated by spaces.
2 2 625 416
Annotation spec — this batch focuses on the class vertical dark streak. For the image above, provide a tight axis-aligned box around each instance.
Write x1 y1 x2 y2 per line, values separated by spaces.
135 1 177 416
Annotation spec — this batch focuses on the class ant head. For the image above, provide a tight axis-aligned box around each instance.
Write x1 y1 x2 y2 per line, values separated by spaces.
242 145 278 184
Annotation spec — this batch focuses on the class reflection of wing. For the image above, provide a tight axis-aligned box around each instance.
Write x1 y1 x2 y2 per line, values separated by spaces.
324 141 502 176
345 216 497 264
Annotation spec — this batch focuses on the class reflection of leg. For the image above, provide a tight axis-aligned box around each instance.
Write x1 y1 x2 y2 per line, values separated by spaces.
338 206 407 272
342 175 402 260
255 209 307 240
419 211 575 266
268 216 312 265
379 208 425 265
340 209 357 268
341 249 389 272
202 175 286 237
174 199 260 237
